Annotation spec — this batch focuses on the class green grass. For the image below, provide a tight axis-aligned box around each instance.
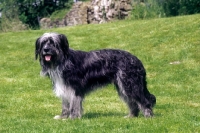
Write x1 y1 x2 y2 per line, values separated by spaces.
0 14 200 132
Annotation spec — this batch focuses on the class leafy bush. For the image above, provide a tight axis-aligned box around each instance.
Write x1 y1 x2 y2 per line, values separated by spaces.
18 0 68 29
160 0 200 16
0 0 28 32
0 0 70 30
50 0 74 21
0 17 28 32
131 0 165 20
131 0 200 20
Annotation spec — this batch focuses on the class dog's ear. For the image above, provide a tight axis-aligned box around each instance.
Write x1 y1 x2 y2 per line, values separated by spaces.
59 34 69 57
35 37 41 60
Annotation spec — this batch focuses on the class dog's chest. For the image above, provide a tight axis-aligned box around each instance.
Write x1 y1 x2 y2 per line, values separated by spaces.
49 70 74 100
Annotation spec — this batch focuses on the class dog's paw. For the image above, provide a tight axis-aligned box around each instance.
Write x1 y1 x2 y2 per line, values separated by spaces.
124 113 139 118
144 109 154 118
124 114 134 118
54 115 68 120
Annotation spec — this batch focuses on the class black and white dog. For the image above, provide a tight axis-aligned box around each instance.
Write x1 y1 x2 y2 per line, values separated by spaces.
35 32 156 119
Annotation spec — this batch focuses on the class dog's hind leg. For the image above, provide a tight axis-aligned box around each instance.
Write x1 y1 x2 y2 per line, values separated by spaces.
137 77 155 117
124 89 154 118
130 79 154 118
124 99 140 118
69 95 83 119
116 89 140 117
114 77 139 118
115 71 154 118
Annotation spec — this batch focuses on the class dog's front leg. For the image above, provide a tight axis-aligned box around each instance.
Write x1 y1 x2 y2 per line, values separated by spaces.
69 95 83 119
54 98 70 119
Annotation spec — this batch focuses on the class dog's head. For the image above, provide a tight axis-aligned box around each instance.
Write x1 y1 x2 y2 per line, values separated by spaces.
35 33 69 75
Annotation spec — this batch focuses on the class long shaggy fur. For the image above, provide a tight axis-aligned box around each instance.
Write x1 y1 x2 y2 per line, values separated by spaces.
35 32 156 119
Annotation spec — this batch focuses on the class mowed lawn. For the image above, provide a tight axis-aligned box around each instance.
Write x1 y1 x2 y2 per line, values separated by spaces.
0 14 200 132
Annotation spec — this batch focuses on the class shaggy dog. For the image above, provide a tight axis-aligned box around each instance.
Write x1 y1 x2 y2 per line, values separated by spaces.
35 32 156 119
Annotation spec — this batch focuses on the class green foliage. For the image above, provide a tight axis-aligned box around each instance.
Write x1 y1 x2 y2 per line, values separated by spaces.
0 0 70 30
131 0 165 20
50 0 74 20
0 14 200 132
131 0 200 19
161 0 200 16
0 0 29 32
0 17 28 32
1 0 200 31
17 0 69 29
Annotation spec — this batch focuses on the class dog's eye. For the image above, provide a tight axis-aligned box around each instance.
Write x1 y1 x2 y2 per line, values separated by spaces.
41 40 48 45
49 40 56 47
41 42 46 47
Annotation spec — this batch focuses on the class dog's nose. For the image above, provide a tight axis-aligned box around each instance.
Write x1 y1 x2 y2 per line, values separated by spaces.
44 48 50 52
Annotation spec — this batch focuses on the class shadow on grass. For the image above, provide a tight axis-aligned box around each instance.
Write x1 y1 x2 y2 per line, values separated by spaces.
83 112 125 119
83 111 161 119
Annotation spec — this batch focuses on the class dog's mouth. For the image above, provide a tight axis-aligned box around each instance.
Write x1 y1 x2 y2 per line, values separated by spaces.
44 55 52 62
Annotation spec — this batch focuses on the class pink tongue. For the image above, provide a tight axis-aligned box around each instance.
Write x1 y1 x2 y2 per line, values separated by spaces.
45 55 51 61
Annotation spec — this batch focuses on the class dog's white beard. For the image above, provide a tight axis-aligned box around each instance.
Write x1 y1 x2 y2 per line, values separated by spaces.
54 78 66 98
49 69 75 101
